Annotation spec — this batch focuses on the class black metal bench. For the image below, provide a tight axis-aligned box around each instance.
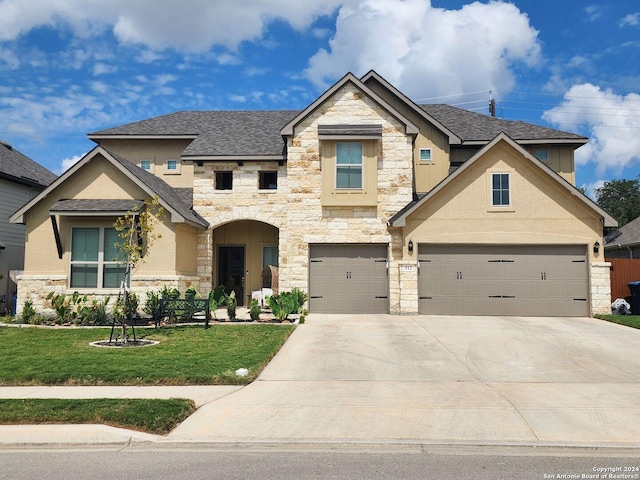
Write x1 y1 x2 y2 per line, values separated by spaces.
159 298 210 329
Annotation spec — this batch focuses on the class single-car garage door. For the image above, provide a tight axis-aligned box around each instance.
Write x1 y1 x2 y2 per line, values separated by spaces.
418 244 589 316
309 244 389 314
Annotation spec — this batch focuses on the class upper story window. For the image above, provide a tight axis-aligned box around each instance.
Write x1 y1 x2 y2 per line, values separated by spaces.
166 159 179 173
491 173 510 207
215 171 233 190
70 227 126 289
259 171 278 190
140 159 152 171
534 149 549 162
419 148 432 161
336 142 363 189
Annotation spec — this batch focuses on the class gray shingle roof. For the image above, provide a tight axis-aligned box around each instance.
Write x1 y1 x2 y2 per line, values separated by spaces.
50 199 145 214
104 148 209 228
90 111 300 157
0 140 57 187
420 104 587 143
605 216 640 248
89 105 586 158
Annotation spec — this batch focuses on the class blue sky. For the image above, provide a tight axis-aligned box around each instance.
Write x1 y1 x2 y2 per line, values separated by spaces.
1 0 639 197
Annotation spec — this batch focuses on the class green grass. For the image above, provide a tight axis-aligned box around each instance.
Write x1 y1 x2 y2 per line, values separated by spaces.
0 324 294 385
595 314 640 329
0 398 196 434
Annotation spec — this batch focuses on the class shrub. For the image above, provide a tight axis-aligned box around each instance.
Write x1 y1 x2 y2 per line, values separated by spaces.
267 291 298 321
144 290 162 326
21 299 39 325
249 298 261 321
227 291 237 321
290 287 308 314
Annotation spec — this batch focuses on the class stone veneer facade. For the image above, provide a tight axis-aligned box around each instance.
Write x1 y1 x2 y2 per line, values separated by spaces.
193 84 414 314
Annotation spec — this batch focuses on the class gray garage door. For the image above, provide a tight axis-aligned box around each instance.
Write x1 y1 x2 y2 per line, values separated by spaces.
418 244 589 316
309 244 389 314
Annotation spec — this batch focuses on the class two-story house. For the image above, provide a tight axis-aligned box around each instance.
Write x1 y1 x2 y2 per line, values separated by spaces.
0 140 56 315
11 71 616 317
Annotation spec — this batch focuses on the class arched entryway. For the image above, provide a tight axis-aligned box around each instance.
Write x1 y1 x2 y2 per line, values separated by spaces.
212 220 279 306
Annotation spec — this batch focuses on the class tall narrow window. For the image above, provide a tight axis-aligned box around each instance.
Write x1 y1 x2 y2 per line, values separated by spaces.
336 142 363 189
492 173 510 206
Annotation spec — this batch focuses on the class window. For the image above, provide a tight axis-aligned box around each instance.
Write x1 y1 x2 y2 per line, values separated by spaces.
419 148 432 161
166 159 178 172
491 173 510 206
336 142 363 189
534 149 548 162
259 171 278 190
70 227 126 289
140 159 152 171
263 246 279 267
215 171 233 190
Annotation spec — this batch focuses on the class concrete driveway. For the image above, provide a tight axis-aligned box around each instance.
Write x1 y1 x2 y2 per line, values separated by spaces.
170 315 640 446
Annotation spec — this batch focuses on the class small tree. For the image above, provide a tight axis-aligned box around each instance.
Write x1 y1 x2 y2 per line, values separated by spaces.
111 197 164 342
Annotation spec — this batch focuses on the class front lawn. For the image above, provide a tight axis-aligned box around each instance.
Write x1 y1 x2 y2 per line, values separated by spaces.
0 324 294 385
0 398 196 434
594 314 640 330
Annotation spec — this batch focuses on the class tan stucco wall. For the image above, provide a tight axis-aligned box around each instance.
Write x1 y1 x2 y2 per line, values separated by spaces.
16 154 197 314
398 140 608 315
96 138 195 188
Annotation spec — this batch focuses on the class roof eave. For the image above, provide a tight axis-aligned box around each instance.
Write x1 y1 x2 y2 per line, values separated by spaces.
88 134 198 141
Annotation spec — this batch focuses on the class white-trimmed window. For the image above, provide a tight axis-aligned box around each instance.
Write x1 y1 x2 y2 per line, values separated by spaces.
166 159 179 173
336 142 363 189
140 159 152 171
263 246 279 267
419 148 432 161
491 173 510 207
70 227 126 289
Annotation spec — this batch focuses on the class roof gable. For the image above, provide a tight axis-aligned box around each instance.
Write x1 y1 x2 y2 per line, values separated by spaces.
389 132 616 228
280 72 419 137
10 146 208 229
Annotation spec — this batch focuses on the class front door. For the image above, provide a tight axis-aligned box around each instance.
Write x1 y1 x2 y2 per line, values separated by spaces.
218 246 245 306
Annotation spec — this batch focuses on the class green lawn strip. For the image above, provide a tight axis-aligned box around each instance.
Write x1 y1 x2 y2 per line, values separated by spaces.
594 314 640 329
0 398 196 434
0 324 294 385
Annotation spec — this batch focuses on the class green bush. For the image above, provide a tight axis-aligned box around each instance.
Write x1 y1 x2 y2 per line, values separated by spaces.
227 291 237 321
267 291 298 321
249 298 261 321
21 299 39 325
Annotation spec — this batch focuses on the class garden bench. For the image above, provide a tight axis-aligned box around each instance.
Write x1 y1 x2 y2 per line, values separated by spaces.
158 298 210 329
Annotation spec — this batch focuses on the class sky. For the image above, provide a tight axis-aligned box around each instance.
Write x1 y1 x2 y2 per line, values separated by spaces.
1 0 639 198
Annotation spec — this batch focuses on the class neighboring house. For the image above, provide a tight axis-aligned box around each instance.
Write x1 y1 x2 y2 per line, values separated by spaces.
605 216 640 258
0 140 57 315
10 71 616 317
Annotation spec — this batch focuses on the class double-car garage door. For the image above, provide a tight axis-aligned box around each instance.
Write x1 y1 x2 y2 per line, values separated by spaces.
418 244 589 316
309 244 389 314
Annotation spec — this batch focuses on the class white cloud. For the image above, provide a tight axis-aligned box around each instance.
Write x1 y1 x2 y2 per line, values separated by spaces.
304 0 541 99
581 179 605 201
59 153 84 174
585 5 604 22
93 62 117 76
543 83 640 175
620 13 640 27
0 0 342 51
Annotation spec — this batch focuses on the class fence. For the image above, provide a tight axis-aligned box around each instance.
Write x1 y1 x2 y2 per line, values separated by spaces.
607 258 640 301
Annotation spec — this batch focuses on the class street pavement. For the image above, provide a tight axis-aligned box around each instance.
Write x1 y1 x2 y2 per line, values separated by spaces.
1 314 640 449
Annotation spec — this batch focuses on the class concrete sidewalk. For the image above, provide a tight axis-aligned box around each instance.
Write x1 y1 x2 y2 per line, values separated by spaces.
2 315 640 449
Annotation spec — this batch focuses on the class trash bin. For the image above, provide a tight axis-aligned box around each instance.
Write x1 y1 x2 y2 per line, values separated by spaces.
628 282 640 314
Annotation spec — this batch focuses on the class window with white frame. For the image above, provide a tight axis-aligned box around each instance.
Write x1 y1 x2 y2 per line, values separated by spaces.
491 173 510 206
336 142 363 189
140 159 152 171
166 159 179 172
70 227 127 288
419 148 432 161
263 246 279 267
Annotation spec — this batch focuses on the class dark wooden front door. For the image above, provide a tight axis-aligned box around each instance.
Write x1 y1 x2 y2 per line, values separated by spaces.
218 246 245 305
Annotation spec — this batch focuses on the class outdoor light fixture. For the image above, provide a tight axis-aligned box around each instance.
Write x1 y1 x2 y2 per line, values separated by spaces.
593 241 600 254
408 239 413 253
